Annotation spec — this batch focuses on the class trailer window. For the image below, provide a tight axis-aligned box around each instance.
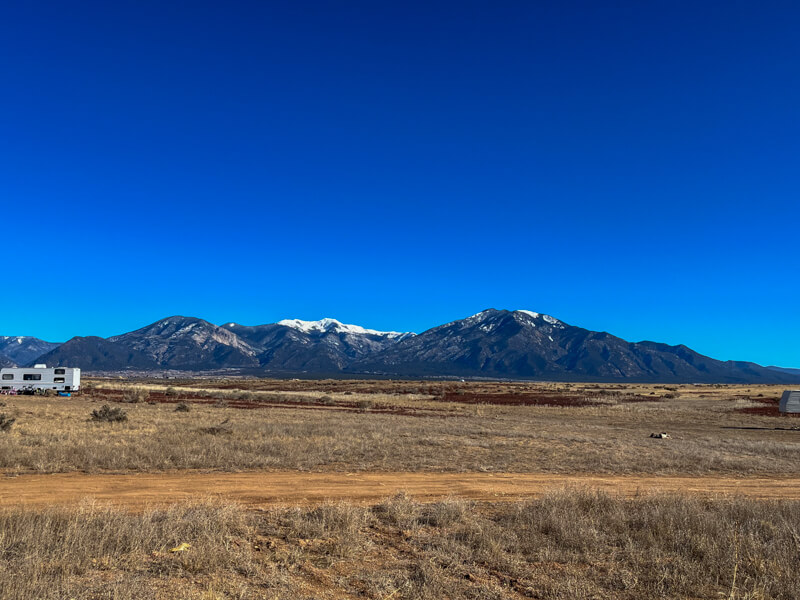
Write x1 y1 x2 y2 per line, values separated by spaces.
1 374 12 380
54 377 65 383
23 374 42 381
54 368 66 375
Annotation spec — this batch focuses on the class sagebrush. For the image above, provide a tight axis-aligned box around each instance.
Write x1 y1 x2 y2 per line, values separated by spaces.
1 491 798 599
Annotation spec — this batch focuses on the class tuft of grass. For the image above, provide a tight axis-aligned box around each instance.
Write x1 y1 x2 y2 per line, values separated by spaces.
199 418 232 435
2 492 799 599
0 413 15 432
122 388 149 404
374 492 421 530
281 501 374 558
90 404 128 423
175 402 191 412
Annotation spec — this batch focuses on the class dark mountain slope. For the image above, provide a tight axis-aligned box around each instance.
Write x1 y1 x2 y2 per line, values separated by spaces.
34 336 158 370
107 317 261 369
0 337 60 366
350 309 798 383
767 365 800 378
13 310 799 382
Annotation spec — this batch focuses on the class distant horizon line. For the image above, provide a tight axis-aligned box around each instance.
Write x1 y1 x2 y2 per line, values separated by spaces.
2 310 798 371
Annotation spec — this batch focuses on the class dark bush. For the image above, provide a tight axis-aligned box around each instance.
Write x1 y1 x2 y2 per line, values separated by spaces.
122 388 148 403
357 399 374 411
0 413 15 432
91 404 128 423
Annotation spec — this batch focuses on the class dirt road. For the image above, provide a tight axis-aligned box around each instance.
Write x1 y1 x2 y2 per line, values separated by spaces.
1 472 799 510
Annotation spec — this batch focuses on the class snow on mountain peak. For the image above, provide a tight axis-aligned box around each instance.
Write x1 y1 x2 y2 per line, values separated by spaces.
516 310 541 319
464 309 498 323
277 318 411 339
463 309 564 327
514 310 564 327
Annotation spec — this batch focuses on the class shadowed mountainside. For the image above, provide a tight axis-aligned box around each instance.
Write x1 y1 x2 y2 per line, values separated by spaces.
25 310 800 383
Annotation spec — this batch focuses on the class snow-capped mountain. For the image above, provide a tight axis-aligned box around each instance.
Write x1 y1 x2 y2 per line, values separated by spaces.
0 336 61 366
223 318 415 371
276 318 412 340
38 316 415 372
349 309 798 383
23 310 800 382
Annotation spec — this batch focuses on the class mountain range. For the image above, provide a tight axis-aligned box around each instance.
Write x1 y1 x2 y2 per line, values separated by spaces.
2 310 798 383
0 337 60 367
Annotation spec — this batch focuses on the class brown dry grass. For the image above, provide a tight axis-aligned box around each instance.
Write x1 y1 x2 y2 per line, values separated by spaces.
1 490 798 599
0 380 796 475
3 378 799 598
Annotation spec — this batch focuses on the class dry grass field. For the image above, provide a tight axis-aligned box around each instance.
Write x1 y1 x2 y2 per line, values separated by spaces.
0 379 796 475
1 378 799 599
3 491 800 599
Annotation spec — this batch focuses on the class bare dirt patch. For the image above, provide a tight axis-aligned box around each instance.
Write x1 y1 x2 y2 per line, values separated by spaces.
2 471 800 510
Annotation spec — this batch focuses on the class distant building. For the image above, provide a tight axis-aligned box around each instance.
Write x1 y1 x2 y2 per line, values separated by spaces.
779 390 800 414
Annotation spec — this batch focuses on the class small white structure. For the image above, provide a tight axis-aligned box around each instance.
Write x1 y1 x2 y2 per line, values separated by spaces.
779 390 800 414
0 364 81 393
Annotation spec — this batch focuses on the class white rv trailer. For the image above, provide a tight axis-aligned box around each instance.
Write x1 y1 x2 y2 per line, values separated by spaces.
0 364 81 393
779 390 800 414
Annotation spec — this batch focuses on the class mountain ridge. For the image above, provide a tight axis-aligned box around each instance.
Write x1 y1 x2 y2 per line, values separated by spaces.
0 336 61 366
16 310 800 383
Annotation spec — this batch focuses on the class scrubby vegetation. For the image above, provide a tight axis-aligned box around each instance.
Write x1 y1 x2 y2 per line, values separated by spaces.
122 387 149 403
198 417 232 436
90 404 128 423
0 380 793 474
0 414 15 432
0 490 798 599
0 379 797 598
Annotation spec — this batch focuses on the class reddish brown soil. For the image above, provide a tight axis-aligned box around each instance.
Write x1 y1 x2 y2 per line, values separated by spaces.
432 391 655 406
736 406 800 417
97 387 661 412
2 472 800 510
97 390 456 418
733 397 799 417
435 392 603 407
615 394 666 403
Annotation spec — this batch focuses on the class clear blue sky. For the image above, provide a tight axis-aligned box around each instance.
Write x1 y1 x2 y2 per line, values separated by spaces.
1 1 798 367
